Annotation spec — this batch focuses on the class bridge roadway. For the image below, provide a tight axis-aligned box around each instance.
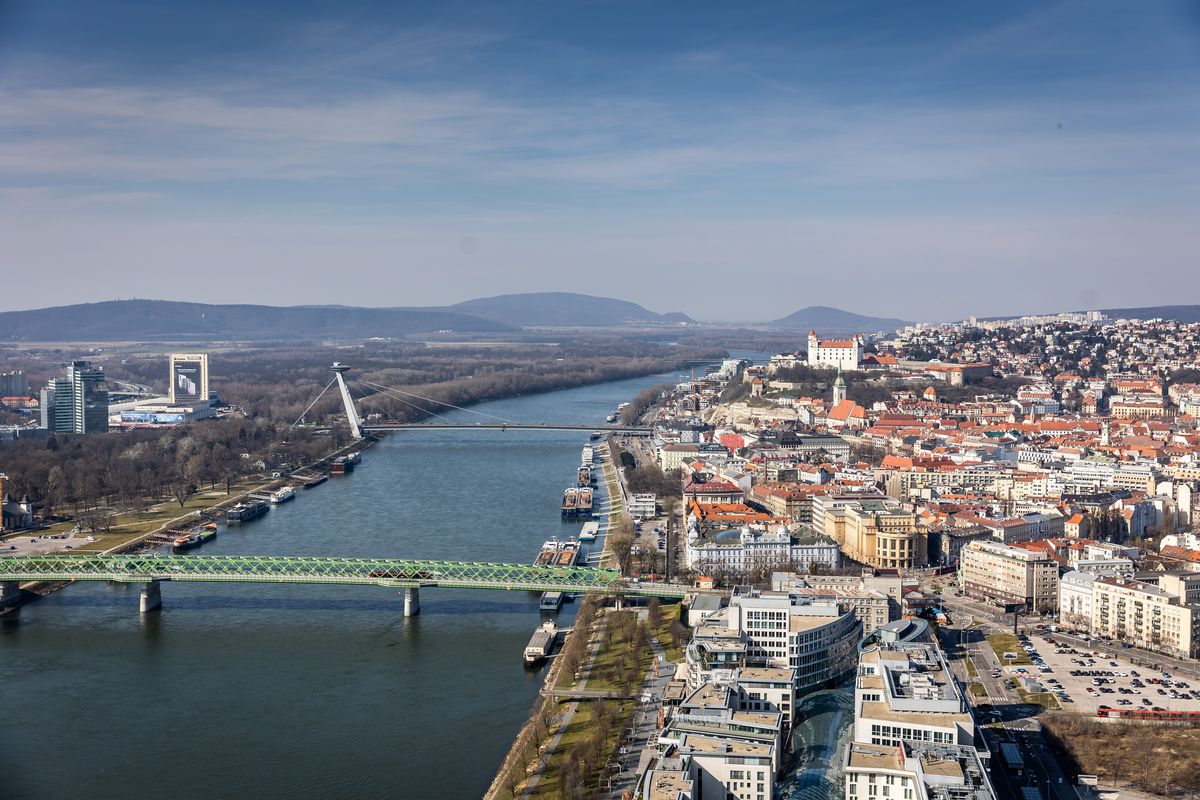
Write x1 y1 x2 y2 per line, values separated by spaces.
359 422 653 434
0 554 691 615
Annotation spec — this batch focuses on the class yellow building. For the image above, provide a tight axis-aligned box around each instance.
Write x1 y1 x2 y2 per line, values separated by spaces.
821 498 928 571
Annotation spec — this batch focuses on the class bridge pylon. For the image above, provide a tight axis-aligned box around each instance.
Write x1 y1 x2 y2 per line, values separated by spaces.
331 362 363 439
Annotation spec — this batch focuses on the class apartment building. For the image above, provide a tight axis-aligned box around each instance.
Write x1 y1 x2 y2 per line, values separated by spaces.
959 539 1059 613
1058 570 1097 632
1091 576 1200 660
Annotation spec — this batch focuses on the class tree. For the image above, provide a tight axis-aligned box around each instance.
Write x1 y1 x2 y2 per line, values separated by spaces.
669 618 687 649
609 532 635 576
647 598 662 629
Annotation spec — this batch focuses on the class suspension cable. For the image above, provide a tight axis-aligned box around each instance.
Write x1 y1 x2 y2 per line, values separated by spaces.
356 379 517 424
289 377 338 429
350 381 461 425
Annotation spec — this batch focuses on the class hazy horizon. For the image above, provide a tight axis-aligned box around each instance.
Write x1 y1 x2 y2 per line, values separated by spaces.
2 1 1198 318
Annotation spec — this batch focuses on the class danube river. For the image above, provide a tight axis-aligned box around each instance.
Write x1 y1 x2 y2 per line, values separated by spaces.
1 370 686 800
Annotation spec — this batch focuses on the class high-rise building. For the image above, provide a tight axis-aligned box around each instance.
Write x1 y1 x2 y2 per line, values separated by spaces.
0 370 30 397
168 353 209 404
41 362 108 434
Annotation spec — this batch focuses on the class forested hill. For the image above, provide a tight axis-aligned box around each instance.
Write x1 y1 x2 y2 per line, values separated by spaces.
770 305 910 333
0 300 514 341
444 292 695 327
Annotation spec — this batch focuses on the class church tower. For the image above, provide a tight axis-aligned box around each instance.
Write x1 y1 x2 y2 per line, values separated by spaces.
832 365 846 405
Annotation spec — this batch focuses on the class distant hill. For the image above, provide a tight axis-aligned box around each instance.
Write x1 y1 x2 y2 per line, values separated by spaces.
1098 305 1200 323
444 292 694 327
770 305 909 334
0 300 513 341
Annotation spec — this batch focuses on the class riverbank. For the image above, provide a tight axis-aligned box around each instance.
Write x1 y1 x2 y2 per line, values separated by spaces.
4 367 699 800
2 436 373 607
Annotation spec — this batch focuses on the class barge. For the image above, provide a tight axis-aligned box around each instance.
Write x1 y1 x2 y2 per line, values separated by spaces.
539 591 565 612
576 487 594 519
561 488 578 517
224 499 269 523
535 539 562 566
329 456 355 475
524 621 557 665
171 524 218 551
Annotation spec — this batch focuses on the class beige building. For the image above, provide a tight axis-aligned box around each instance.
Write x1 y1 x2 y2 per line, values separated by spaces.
959 540 1059 613
821 497 928 571
659 442 705 471
1091 576 1200 660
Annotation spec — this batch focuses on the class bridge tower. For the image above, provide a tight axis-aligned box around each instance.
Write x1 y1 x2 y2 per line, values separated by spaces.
331 362 363 439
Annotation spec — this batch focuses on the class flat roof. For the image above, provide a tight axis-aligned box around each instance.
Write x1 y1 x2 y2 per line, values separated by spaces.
644 769 693 800
859 700 971 728
739 667 795 683
680 733 773 758
847 743 901 771
682 683 731 710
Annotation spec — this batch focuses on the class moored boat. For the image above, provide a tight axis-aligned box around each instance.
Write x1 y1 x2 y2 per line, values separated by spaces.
524 620 557 665
269 486 296 504
225 499 269 523
561 488 578 517
534 539 562 566
576 487 594 518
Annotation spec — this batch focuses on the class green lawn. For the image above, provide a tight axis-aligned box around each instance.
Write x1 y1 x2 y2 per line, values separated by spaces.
987 632 1032 666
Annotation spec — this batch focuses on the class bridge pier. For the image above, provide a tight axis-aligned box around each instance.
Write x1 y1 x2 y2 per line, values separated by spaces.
0 580 21 609
139 581 162 613
403 587 420 617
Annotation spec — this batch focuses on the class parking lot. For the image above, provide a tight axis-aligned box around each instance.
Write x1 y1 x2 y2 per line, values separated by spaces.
998 631 1200 715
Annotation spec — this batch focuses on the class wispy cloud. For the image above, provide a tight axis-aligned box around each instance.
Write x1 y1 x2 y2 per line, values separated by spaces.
0 1 1197 318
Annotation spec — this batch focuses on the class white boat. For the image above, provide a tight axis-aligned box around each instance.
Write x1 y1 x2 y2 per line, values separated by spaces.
578 521 600 541
269 486 296 504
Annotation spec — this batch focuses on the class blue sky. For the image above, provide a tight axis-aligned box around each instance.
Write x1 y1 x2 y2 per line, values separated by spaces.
1 0 1197 320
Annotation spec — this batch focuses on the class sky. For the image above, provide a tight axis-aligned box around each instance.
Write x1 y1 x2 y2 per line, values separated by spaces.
0 0 1198 322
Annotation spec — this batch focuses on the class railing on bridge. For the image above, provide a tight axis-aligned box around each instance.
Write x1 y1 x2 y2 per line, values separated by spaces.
0 554 692 600
0 554 623 592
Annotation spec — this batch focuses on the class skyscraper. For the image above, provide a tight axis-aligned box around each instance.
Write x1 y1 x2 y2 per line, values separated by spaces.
41 361 108 434
168 353 209 404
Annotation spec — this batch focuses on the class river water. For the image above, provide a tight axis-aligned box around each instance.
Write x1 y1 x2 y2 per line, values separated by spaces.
0 370 686 800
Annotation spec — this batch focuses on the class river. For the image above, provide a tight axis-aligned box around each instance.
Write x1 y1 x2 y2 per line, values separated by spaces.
0 369 688 800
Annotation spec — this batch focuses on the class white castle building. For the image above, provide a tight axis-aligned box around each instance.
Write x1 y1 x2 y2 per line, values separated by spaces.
807 331 863 371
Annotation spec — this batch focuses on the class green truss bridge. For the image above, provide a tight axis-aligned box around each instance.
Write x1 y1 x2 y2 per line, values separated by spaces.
0 554 691 615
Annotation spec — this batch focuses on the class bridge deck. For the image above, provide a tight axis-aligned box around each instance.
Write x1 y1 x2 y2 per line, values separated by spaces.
360 422 652 433
0 555 690 598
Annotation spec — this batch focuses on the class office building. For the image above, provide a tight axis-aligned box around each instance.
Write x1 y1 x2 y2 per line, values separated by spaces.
168 353 209 404
844 742 997 800
41 361 108 434
0 370 29 397
818 496 929 571
854 642 974 748
686 589 861 694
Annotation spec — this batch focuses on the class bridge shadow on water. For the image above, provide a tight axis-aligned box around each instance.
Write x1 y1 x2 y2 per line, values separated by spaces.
11 588 548 617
